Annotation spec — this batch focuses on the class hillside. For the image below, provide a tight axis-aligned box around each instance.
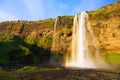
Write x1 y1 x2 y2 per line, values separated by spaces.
0 2 120 65
89 2 120 54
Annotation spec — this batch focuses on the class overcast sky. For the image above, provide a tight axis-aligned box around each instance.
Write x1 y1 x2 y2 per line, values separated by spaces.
0 0 116 22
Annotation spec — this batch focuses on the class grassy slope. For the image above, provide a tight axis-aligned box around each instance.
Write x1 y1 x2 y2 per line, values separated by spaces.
88 2 120 20
103 53 120 66
88 2 120 67
0 34 32 64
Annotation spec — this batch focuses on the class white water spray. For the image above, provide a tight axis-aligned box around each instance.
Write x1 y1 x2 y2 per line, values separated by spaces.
65 12 109 68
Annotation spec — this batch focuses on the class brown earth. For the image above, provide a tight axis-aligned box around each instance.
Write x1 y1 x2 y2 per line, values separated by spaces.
16 69 118 80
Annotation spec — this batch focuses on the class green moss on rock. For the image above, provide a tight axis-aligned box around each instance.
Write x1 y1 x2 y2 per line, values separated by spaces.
38 36 52 49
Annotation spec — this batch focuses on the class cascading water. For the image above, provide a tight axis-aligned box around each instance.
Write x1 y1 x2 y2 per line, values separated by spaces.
65 12 109 68
50 17 58 64
51 17 58 54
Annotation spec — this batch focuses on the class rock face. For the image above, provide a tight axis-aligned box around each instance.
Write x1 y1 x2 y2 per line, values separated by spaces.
51 16 73 54
51 2 120 55
0 2 120 64
0 19 55 64
89 2 120 54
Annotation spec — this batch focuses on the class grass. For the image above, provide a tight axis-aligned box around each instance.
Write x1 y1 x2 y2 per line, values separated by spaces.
88 9 110 20
19 45 32 56
0 34 14 42
0 34 19 64
0 34 52 65
0 34 35 64
17 66 62 72
38 36 52 49
0 41 19 54
48 18 55 28
102 53 120 66
88 2 120 20
0 66 62 80
0 65 118 80
24 37 37 45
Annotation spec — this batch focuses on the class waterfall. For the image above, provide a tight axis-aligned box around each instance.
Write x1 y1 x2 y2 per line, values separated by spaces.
65 12 109 68
51 17 58 53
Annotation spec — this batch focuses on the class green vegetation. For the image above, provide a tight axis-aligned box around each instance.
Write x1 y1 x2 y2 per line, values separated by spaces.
0 34 19 64
48 18 55 28
0 33 53 65
88 2 120 20
0 34 14 42
0 0 119 71
0 2 120 80
0 66 62 80
0 34 34 64
17 66 62 72
38 36 52 49
89 9 111 20
19 45 31 56
24 37 37 47
102 53 120 65
0 67 118 80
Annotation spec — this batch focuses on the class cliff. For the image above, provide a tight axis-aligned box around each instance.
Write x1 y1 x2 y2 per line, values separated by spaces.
0 2 120 65
89 2 120 54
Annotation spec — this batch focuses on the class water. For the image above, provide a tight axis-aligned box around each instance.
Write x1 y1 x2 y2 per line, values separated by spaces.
51 17 64 65
51 17 58 54
65 12 109 68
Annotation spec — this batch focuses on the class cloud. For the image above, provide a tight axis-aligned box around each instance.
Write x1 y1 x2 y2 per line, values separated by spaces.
59 3 68 9
0 10 17 22
22 0 45 20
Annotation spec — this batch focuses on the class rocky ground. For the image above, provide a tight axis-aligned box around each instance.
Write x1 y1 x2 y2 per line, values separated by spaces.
0 64 119 80
12 69 119 80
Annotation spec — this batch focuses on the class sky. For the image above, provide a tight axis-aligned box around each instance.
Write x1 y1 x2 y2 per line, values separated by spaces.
0 0 116 22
